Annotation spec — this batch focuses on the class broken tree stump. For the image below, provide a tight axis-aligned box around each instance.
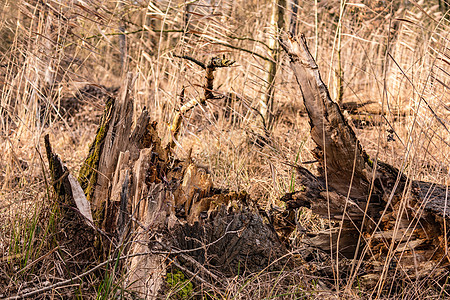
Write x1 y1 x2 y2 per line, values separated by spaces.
71 70 290 298
280 34 450 287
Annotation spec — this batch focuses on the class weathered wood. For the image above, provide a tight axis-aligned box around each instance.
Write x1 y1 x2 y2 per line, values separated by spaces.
77 73 149 233
44 134 94 226
77 95 114 203
280 34 450 285
91 73 134 214
122 146 289 297
170 196 289 276
413 180 450 218
126 182 169 299
128 109 152 161
105 150 130 235
44 135 97 269
281 34 450 220
280 35 374 199
281 167 381 220
71 73 290 297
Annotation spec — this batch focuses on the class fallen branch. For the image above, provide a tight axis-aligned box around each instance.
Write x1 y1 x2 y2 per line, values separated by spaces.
280 34 450 288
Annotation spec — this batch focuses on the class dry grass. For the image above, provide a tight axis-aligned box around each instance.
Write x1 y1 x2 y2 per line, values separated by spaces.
0 0 449 298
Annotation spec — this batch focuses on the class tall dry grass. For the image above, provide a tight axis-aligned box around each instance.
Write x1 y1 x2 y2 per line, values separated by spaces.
0 0 449 298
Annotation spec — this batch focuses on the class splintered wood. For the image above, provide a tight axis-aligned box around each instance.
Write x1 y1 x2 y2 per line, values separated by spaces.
68 71 287 297
281 34 450 287
42 38 449 298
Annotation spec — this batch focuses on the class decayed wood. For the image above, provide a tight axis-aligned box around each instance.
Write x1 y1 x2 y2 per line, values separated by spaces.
69 70 290 297
121 145 289 297
77 73 155 232
44 134 94 226
43 135 97 268
280 35 376 199
91 73 134 213
280 34 450 284
281 167 381 220
76 77 132 214
280 33 450 216
126 182 169 298
42 34 447 297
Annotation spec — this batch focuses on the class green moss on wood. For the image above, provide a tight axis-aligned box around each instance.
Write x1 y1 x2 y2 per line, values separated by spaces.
78 97 114 203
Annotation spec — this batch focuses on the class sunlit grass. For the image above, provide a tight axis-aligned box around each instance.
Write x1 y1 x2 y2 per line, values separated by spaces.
0 0 449 298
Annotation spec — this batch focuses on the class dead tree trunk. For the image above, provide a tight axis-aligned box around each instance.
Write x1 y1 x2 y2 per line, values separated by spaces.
40 37 449 297
280 34 449 285
71 70 290 297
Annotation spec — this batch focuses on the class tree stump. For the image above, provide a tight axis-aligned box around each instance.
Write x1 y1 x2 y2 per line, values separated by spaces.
69 72 290 298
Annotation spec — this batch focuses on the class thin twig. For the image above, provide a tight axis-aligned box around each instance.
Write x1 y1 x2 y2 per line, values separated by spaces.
170 259 214 288
174 54 206 69
152 223 242 255
213 42 274 63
